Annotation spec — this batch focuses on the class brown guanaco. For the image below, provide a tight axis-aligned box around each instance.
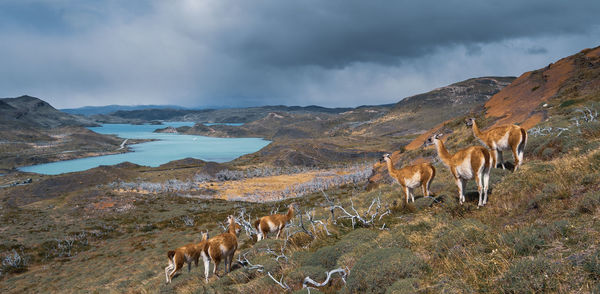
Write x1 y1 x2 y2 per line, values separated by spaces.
202 215 241 282
425 133 492 206
380 153 435 203
254 203 297 241
465 118 527 171
165 231 209 284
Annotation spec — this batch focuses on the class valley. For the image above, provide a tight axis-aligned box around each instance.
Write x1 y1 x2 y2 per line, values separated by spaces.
0 46 599 293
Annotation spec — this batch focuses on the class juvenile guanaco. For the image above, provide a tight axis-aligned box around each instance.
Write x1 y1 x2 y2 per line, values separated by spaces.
202 215 241 282
380 153 435 203
254 203 297 241
165 231 209 284
465 118 527 171
424 134 492 207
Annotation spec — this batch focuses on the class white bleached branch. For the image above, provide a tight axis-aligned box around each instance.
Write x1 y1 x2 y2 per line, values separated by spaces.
267 272 290 291
302 267 348 288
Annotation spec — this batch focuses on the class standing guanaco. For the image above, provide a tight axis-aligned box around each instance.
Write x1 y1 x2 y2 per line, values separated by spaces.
165 231 209 284
254 203 297 241
465 118 527 171
380 153 435 203
424 133 492 207
202 216 241 282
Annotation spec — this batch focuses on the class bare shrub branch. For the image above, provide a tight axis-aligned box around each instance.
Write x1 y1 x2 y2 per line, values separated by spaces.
303 267 348 288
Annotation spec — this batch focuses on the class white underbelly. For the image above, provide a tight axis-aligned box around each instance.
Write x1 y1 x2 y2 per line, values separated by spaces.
404 173 421 188
267 220 277 232
496 132 510 150
457 156 474 179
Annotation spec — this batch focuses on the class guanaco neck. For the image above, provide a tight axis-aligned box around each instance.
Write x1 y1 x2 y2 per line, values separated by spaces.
471 120 484 139
384 158 396 175
227 221 239 237
286 207 295 222
433 139 453 166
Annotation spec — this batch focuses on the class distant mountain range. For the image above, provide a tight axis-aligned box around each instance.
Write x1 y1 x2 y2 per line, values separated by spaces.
61 104 189 116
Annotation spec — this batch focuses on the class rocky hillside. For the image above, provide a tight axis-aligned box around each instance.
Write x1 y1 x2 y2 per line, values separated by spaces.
0 96 128 171
0 95 97 129
351 77 515 138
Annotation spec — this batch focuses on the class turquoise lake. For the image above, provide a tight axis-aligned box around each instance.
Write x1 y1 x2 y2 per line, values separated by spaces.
18 122 270 175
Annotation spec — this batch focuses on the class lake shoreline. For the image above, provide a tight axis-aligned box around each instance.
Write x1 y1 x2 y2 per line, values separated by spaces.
16 122 270 175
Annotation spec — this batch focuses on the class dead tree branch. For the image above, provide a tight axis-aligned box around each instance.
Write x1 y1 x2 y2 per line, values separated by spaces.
302 267 348 288
236 252 264 272
331 197 390 229
267 272 290 291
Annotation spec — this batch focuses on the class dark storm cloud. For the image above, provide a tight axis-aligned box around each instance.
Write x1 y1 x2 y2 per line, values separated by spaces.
196 0 600 68
0 0 598 108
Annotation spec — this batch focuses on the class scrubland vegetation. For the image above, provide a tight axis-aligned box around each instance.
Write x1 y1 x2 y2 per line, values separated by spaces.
1 97 599 293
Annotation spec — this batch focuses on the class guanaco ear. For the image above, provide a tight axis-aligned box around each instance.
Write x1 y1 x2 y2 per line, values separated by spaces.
434 133 443 139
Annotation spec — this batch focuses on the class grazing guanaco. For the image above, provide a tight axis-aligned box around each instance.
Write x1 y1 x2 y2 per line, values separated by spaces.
165 231 209 284
424 134 492 207
254 203 297 241
465 118 527 171
202 215 241 282
380 153 435 203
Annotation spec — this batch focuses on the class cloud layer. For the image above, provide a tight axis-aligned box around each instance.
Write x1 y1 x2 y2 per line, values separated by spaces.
0 0 599 108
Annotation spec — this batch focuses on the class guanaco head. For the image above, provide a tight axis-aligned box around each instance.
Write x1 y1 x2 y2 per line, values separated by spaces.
290 203 299 213
200 231 209 242
464 118 475 127
288 202 296 210
227 215 241 236
423 133 443 147
380 153 392 163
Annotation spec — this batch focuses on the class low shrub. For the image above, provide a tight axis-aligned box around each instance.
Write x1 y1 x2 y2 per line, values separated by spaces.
404 221 432 232
385 278 419 294
1 249 28 274
500 257 563 293
583 249 600 279
303 229 379 268
577 191 600 214
337 242 378 269
580 121 600 138
502 220 571 257
375 230 410 249
434 219 493 258
345 248 429 294
304 245 341 268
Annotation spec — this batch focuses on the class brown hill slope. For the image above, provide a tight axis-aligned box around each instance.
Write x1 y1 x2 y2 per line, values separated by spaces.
404 46 600 152
486 46 600 129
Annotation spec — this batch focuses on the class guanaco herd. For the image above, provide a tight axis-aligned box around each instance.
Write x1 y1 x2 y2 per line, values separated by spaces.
165 204 296 283
165 119 527 284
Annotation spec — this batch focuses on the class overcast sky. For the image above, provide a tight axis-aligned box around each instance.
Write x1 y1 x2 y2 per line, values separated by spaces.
0 0 599 109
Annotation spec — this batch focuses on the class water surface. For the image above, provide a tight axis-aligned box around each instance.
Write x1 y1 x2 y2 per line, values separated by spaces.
18 122 269 175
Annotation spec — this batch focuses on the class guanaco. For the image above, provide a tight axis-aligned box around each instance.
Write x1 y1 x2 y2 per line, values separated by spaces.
254 203 297 241
424 133 492 207
465 118 527 171
380 153 435 203
165 231 209 284
202 215 241 282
